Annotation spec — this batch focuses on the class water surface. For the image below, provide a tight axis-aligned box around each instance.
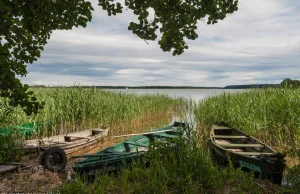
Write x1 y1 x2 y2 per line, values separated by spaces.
104 89 241 103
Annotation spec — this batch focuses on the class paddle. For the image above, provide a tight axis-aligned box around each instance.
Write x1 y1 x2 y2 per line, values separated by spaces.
111 129 177 138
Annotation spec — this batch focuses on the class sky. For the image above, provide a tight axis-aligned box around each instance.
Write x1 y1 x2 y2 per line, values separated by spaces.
20 0 300 87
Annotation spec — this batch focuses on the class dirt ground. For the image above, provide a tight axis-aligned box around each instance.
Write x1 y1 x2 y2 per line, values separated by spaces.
0 137 125 193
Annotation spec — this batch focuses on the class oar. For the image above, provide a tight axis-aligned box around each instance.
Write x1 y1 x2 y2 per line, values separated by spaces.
111 129 176 138
72 152 130 158
72 151 146 158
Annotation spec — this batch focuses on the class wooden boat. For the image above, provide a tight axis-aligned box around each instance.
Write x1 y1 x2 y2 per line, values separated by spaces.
72 122 185 178
0 162 27 174
0 122 44 139
0 165 19 174
208 122 286 184
23 128 109 155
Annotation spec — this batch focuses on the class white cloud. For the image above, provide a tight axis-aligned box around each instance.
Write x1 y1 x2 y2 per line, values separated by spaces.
21 0 300 87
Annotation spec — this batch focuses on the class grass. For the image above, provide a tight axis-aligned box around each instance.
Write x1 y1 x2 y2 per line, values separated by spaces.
58 87 300 193
0 87 179 137
194 88 300 151
59 132 284 194
3 87 300 193
194 88 300 192
0 87 180 163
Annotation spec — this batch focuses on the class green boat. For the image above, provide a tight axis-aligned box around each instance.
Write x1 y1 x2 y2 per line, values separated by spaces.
0 122 47 139
72 122 185 178
208 122 286 184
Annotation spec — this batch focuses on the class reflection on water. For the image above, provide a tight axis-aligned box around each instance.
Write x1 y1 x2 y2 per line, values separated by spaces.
104 89 241 103
106 88 293 187
105 89 241 127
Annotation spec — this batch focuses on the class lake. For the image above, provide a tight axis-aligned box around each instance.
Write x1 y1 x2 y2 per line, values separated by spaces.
104 89 241 103
104 88 242 124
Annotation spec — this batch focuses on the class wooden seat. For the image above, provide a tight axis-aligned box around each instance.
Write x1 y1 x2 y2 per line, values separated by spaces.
124 141 148 152
124 141 148 148
47 141 72 144
92 130 103 136
233 152 274 156
64 135 91 142
212 135 249 139
213 126 232 130
217 143 264 148
154 133 177 138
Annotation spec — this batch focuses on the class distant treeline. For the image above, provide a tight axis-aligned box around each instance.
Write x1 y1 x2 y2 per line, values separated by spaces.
95 86 223 89
31 79 300 89
224 84 280 89
30 85 279 89
280 78 300 88
31 85 223 89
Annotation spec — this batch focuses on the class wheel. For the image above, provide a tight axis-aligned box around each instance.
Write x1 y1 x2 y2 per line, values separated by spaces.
42 146 67 172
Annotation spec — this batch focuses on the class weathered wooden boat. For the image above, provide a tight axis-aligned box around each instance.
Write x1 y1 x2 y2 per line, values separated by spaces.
0 122 45 139
0 165 19 174
0 162 27 174
208 122 286 184
22 128 109 172
24 128 109 155
72 122 185 178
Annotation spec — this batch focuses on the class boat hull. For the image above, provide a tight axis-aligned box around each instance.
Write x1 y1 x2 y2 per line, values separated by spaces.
73 122 185 179
23 128 109 155
208 123 286 184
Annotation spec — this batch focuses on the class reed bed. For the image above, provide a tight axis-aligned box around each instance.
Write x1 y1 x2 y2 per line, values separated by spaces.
57 88 299 193
59 134 283 194
194 88 300 151
0 87 179 138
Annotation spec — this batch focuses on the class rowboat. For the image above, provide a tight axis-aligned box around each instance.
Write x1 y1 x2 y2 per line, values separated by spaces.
22 128 109 172
72 122 185 178
0 122 45 139
208 122 286 184
24 128 109 155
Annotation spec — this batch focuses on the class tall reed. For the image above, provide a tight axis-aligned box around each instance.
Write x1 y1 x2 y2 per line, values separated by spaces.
0 87 179 138
59 126 281 193
194 88 300 150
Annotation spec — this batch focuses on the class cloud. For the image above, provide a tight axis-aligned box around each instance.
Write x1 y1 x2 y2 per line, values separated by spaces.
20 0 300 87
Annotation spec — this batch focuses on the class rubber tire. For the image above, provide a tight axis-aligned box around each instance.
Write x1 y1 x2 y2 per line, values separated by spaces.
42 146 67 172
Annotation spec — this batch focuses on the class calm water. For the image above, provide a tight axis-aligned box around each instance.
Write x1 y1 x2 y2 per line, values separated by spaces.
105 88 289 186
105 88 242 127
104 88 241 102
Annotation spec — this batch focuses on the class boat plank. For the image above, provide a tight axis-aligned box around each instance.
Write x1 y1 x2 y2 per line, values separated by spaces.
72 123 185 177
47 141 73 144
212 126 232 130
213 135 249 139
209 123 286 184
124 141 148 147
233 152 275 156
0 165 17 173
112 129 175 138
64 136 92 139
154 133 177 138
217 143 264 148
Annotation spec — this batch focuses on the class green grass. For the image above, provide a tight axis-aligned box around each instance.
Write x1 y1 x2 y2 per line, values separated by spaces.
0 87 179 137
0 87 180 163
57 88 300 193
194 88 300 192
194 88 300 150
59 134 283 194
3 87 300 192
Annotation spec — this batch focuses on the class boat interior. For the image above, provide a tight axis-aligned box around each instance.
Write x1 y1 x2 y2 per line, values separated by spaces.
24 129 106 148
212 125 275 156
104 129 180 153
64 129 104 142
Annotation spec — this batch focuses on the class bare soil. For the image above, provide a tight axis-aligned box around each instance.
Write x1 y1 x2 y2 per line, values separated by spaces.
0 137 123 193
0 112 172 193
